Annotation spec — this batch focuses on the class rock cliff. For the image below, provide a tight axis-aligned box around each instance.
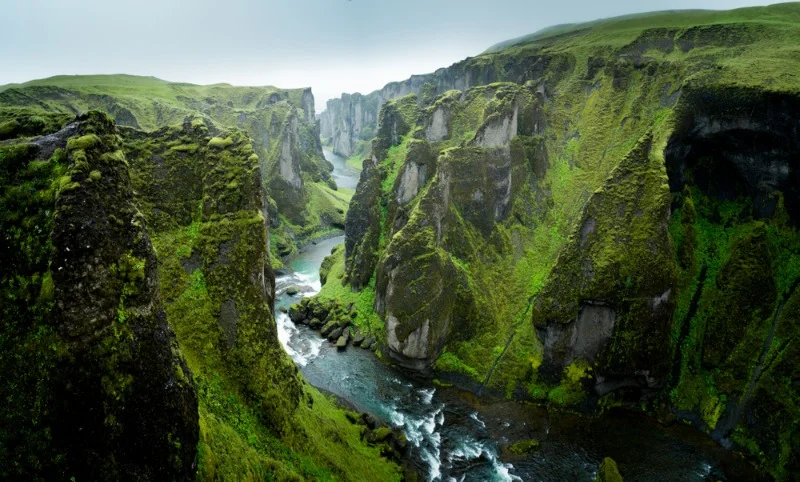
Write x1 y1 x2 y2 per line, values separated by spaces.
0 110 401 480
0 77 342 265
329 4 800 478
0 112 198 480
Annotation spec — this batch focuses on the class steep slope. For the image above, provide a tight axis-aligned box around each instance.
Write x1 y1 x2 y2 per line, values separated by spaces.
120 117 400 480
0 112 198 480
0 75 347 267
320 3 800 478
0 110 401 480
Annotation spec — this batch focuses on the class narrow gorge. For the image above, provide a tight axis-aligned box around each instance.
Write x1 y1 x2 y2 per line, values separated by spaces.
1 3 799 481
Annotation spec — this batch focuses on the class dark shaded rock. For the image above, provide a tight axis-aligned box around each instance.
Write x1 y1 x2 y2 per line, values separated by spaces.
3 112 200 480
286 285 301 296
320 320 337 337
328 327 344 342
309 317 324 329
218 299 238 348
288 303 307 323
361 413 377 429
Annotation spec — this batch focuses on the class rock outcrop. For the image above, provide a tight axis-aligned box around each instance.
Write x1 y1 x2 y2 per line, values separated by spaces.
1 110 401 480
0 112 198 480
122 117 304 434
344 84 545 369
318 46 557 159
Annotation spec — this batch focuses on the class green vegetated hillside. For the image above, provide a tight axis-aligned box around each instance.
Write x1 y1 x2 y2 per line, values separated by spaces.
0 74 350 267
317 3 800 478
0 112 400 480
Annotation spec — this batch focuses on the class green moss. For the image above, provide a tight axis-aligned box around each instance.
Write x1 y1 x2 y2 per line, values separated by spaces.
595 457 623 482
547 372 589 408
66 133 101 152
434 352 480 379
317 244 385 339
208 136 234 149
508 439 539 454
0 141 67 476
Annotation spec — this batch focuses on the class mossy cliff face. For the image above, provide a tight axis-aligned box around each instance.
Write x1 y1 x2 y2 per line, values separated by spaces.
1 104 398 479
122 117 303 433
531 133 677 389
344 84 546 370
122 117 400 480
0 112 198 480
0 76 337 266
663 88 800 479
336 4 800 477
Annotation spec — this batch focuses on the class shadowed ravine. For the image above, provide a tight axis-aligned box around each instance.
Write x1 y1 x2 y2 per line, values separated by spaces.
273 151 764 482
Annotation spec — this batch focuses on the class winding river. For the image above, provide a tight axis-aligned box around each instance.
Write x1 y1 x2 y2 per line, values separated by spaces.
273 150 764 482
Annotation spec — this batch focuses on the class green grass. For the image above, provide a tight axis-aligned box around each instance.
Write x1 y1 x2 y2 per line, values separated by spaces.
0 74 300 130
345 153 365 170
317 244 386 339
486 3 800 53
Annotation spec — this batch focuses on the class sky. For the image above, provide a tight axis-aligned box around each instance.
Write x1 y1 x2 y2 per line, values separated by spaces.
0 0 776 112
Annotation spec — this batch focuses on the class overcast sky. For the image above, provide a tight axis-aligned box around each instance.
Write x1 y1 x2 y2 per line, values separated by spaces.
0 0 775 111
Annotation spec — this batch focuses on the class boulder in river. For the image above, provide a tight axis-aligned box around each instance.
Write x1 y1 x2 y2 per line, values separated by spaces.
320 320 337 337
328 327 344 341
288 303 306 323
309 317 324 329
286 285 301 296
352 327 365 347
595 457 623 482
506 439 540 455
336 335 348 350
361 336 376 350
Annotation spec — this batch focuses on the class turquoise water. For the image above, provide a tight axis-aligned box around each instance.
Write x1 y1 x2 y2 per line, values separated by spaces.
324 148 360 190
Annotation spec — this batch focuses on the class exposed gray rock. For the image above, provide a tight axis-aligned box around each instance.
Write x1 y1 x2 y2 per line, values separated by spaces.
278 114 303 190
425 106 449 141
218 299 239 349
473 105 518 148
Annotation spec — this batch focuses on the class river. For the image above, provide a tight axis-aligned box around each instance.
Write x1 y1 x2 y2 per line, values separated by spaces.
273 150 764 481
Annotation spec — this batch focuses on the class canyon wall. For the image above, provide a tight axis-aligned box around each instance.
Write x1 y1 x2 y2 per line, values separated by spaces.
328 5 800 478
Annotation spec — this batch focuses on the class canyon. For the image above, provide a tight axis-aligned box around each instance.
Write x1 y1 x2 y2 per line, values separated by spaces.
1 3 799 481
